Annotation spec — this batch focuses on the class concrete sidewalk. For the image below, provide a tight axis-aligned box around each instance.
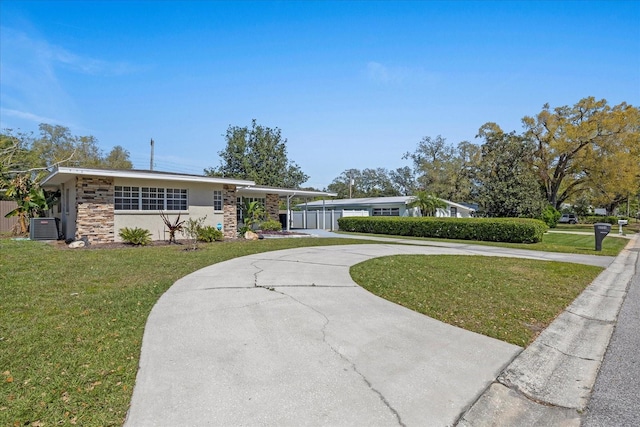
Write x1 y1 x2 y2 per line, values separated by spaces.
124 240 628 426
457 234 639 426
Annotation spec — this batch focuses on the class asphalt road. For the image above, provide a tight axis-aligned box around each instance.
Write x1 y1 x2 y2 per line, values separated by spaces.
583 247 640 427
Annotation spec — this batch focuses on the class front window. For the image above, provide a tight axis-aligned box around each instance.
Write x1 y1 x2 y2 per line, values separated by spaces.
142 187 165 210
115 186 140 210
166 188 188 211
213 190 223 211
115 186 187 211
372 207 400 216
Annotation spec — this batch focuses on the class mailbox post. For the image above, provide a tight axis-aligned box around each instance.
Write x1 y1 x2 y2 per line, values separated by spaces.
594 223 611 251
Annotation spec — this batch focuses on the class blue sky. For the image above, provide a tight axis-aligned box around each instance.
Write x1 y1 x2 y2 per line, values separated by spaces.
1 1 638 189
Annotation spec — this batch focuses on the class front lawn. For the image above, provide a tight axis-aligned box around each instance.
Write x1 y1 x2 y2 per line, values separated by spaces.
351 255 603 347
0 238 362 427
339 230 629 256
0 234 619 426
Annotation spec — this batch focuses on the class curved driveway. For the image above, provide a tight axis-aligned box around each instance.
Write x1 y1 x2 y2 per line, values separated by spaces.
125 242 613 427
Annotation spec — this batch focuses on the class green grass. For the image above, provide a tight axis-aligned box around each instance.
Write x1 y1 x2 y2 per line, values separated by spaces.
0 238 363 427
0 233 623 426
351 255 603 347
339 230 629 256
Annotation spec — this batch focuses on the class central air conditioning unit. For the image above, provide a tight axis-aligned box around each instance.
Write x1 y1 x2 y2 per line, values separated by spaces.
30 217 60 240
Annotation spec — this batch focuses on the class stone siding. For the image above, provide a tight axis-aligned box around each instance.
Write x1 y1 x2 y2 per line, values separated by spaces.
223 185 237 239
265 193 280 221
76 176 115 243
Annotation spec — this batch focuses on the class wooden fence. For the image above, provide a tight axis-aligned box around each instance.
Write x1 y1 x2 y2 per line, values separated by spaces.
0 201 19 233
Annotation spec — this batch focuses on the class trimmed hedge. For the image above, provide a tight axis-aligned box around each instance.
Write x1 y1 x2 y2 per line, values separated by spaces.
337 216 548 243
580 215 629 225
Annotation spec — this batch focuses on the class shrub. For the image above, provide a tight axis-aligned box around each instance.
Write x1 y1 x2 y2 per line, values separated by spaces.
197 226 224 242
337 216 548 243
182 217 207 250
581 215 629 225
540 205 561 228
260 219 282 231
118 227 152 246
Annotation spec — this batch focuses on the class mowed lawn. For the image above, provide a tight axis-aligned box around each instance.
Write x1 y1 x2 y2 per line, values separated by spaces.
351 255 603 347
1 233 624 426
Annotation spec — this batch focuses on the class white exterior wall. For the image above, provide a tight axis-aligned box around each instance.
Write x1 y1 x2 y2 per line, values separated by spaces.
113 178 226 242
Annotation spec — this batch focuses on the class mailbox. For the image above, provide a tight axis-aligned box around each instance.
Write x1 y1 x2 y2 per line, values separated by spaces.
618 219 628 235
594 223 611 251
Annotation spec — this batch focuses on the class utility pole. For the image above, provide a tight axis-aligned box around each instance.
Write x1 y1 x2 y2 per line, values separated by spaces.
150 138 154 170
349 172 354 198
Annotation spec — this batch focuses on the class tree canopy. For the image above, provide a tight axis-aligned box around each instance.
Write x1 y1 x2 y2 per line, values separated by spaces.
326 167 416 198
403 136 481 203
205 119 309 188
475 124 546 217
522 97 640 210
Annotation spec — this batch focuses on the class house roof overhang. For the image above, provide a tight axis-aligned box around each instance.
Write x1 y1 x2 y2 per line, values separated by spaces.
40 167 255 188
237 185 337 198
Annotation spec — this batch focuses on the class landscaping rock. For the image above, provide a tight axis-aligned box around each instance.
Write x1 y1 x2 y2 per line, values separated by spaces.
68 240 85 248
244 230 259 240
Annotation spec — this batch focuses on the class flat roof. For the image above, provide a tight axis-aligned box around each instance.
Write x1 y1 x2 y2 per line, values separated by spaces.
238 185 337 198
41 167 255 187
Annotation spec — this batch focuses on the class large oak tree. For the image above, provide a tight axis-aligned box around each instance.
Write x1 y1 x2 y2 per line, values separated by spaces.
522 97 640 210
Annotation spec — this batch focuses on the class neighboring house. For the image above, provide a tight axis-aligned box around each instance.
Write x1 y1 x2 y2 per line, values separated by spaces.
40 167 334 243
298 196 475 218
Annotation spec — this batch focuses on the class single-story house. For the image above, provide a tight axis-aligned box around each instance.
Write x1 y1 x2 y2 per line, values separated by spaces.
297 196 475 218
40 167 335 243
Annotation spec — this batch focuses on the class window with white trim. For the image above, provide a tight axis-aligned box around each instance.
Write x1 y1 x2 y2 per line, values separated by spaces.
166 188 188 210
142 187 165 210
114 186 187 211
115 186 140 210
213 190 223 211
372 207 400 216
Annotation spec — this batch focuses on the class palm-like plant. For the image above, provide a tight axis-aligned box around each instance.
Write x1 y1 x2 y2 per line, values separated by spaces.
4 173 49 234
409 190 447 217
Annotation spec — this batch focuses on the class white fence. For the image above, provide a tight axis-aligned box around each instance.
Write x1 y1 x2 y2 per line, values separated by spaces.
289 209 368 231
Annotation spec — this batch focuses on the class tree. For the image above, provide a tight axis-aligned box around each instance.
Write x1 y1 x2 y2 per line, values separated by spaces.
205 119 309 188
408 190 446 217
4 173 49 234
1 130 38 179
327 169 362 198
404 136 481 202
522 97 640 210
389 166 417 196
475 124 546 218
326 168 401 198
404 135 455 198
104 146 133 169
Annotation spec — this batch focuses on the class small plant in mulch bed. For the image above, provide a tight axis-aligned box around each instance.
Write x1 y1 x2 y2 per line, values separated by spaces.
118 227 152 246
197 225 224 242
259 219 282 232
181 216 207 250
160 211 185 244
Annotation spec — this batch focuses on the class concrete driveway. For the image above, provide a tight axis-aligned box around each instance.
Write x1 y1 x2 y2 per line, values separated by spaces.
124 243 612 427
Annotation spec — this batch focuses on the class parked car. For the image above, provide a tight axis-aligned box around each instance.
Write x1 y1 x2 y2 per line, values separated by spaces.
559 213 579 224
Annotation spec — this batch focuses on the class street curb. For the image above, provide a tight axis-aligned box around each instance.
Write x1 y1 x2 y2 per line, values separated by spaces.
455 234 640 427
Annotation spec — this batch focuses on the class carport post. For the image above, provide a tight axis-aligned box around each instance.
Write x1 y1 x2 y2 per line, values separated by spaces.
286 194 293 231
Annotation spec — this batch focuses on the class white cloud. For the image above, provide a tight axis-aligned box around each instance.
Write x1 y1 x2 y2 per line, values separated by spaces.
366 61 440 86
0 108 63 125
